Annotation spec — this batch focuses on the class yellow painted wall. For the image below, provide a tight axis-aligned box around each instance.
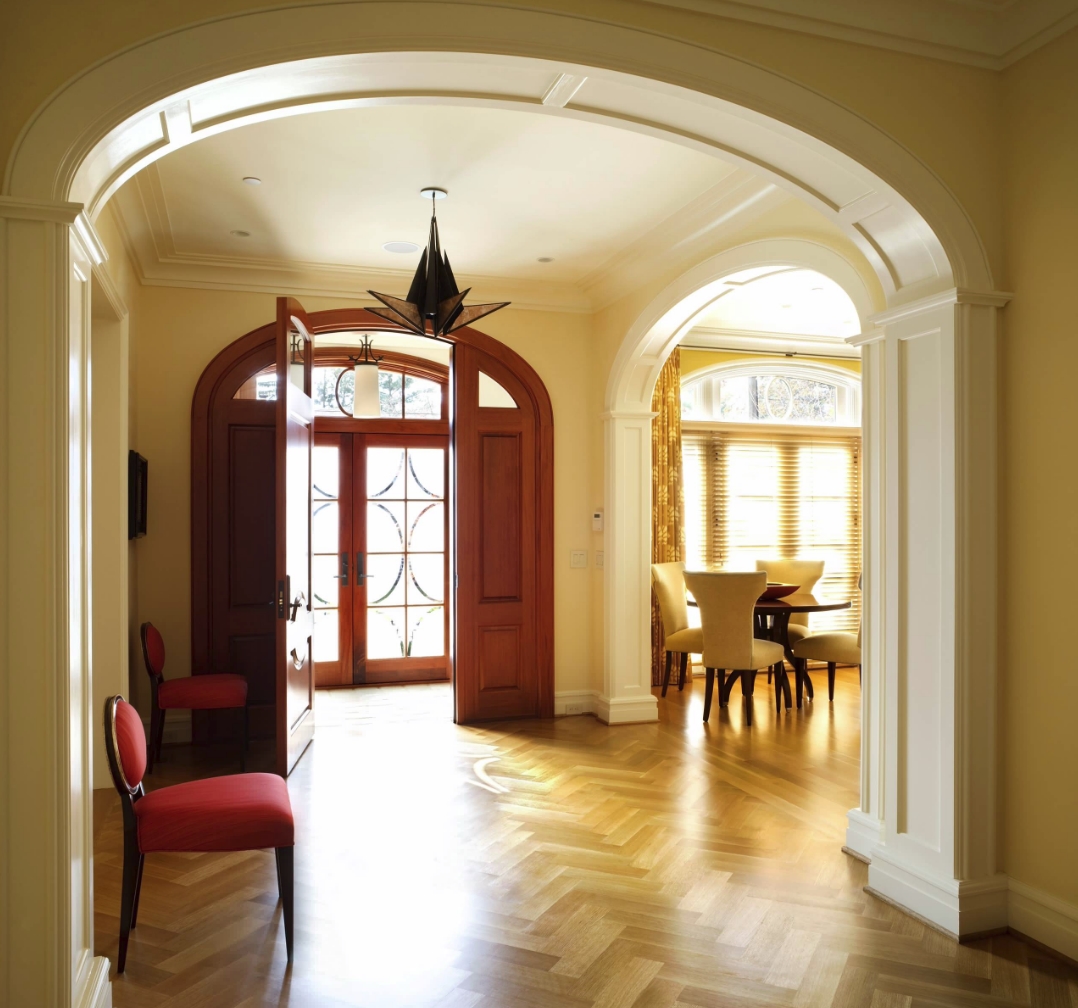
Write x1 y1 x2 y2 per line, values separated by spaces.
1001 28 1078 906
127 285 596 711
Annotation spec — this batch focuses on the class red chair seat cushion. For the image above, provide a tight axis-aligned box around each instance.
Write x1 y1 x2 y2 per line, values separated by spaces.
134 773 294 852
157 673 247 710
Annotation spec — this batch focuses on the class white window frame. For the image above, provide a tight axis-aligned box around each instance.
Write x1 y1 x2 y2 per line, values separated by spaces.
681 358 861 426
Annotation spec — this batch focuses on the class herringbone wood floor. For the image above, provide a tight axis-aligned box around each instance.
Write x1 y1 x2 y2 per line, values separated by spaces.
95 671 1078 1007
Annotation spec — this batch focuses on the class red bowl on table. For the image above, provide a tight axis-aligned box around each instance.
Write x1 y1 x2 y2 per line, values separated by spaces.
759 582 799 600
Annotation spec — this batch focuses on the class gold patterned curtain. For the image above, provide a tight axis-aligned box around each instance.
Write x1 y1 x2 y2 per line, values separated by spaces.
651 350 685 686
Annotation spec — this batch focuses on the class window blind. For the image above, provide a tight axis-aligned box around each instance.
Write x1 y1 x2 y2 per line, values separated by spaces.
682 426 861 634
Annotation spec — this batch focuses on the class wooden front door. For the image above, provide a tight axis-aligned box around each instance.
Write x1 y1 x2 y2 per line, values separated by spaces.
453 343 552 721
275 297 315 775
313 432 450 687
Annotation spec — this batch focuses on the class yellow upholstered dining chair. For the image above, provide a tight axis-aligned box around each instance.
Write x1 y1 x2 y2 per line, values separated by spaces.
791 622 861 705
754 559 825 649
684 570 788 726
651 562 703 697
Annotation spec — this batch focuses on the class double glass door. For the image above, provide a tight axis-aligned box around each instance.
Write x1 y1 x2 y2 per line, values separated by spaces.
312 432 449 686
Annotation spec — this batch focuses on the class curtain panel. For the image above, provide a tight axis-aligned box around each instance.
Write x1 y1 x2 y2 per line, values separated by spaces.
651 350 685 686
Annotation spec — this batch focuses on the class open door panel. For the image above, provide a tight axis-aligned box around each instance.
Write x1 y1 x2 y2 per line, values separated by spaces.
275 296 315 775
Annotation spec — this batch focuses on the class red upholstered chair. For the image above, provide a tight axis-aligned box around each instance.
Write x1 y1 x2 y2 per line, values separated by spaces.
140 621 248 771
103 695 295 972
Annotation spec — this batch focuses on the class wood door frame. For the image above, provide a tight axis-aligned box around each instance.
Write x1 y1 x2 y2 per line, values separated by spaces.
191 307 554 720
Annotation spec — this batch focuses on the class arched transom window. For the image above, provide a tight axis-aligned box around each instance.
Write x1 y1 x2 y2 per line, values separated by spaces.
681 360 861 426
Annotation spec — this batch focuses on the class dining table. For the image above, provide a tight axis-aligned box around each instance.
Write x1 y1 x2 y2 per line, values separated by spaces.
687 589 852 704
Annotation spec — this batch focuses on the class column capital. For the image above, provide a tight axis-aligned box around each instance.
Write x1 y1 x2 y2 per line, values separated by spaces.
869 287 1013 327
0 194 83 224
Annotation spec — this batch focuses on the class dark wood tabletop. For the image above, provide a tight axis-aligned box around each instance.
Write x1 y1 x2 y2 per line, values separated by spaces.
687 591 851 614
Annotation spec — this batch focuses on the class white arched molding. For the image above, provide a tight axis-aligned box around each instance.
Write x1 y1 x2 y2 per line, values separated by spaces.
601 240 877 726
0 6 1004 998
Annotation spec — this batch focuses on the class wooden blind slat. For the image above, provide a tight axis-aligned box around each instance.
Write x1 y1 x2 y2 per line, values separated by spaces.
682 428 861 634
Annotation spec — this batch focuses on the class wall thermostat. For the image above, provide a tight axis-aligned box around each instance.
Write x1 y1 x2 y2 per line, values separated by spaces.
592 509 604 532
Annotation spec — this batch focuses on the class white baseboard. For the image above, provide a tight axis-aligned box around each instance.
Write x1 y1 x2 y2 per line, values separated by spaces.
593 693 659 724
844 808 881 861
867 848 1009 936
554 690 597 716
73 955 112 1008
1009 879 1078 962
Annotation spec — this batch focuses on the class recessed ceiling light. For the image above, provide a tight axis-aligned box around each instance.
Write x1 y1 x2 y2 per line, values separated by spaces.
537 257 554 263
383 241 419 254
242 177 262 186
230 230 251 237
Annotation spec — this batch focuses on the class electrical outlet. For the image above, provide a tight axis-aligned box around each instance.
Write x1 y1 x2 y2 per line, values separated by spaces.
570 550 587 568
595 551 604 568
564 702 585 715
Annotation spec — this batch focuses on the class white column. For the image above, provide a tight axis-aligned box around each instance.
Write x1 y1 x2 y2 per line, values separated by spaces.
0 197 112 1006
852 289 1009 937
599 410 660 724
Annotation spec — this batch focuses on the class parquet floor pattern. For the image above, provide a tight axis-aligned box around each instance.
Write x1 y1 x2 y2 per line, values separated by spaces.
95 673 1078 1008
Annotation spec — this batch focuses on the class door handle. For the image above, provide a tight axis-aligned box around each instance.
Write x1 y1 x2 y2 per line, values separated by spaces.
337 552 349 586
356 551 370 586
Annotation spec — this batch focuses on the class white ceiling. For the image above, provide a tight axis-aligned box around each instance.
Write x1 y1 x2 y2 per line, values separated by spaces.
692 268 860 338
116 104 744 302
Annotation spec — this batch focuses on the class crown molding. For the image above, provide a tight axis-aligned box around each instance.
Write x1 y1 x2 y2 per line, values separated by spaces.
641 0 1078 69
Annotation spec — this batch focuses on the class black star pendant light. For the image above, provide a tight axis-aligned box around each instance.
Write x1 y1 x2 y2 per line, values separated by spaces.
367 188 509 338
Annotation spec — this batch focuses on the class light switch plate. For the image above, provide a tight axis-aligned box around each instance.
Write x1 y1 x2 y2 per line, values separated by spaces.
595 551 604 568
570 550 587 568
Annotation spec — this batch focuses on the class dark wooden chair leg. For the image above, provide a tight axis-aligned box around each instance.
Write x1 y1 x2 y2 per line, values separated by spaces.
678 652 688 691
741 670 756 726
719 669 734 706
774 665 783 712
828 662 836 701
275 847 295 962
661 650 673 697
154 706 166 768
147 706 162 773
240 705 248 772
702 668 715 721
130 853 145 929
778 664 792 710
794 661 804 708
802 661 815 700
117 831 140 973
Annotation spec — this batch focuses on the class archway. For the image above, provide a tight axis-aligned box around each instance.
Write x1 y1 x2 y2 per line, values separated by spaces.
0 8 1007 1002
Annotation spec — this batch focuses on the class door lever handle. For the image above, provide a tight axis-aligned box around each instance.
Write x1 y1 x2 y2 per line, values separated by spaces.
356 551 369 586
338 552 349 586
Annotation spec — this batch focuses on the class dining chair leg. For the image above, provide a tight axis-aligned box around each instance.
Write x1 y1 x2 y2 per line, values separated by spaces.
661 650 674 697
794 662 804 708
147 706 163 773
153 705 166 768
702 668 715 722
275 847 295 962
117 830 140 973
719 669 734 706
130 853 145 929
240 704 249 772
774 666 783 712
827 662 836 701
678 652 688 690
741 670 756 726
778 664 792 710
802 661 815 701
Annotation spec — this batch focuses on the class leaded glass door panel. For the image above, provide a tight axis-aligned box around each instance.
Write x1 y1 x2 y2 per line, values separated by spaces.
312 431 449 687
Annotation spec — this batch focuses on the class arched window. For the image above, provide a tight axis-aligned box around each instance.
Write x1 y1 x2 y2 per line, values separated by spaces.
681 360 860 426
